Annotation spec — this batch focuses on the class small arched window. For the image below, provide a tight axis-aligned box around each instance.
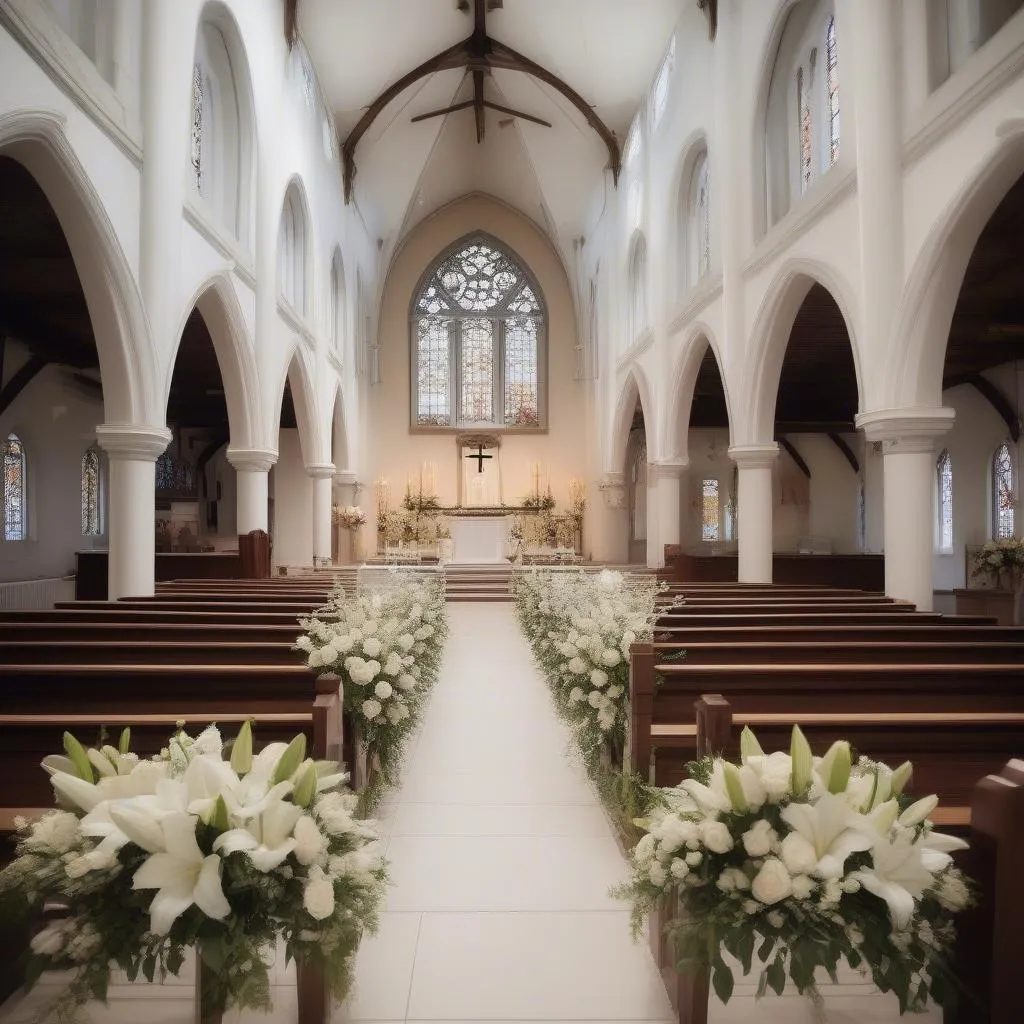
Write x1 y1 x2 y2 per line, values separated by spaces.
278 186 308 316
937 449 953 550
81 447 102 536
412 237 545 428
687 152 711 286
651 35 676 129
3 432 26 541
993 442 1015 539
702 478 720 542
628 235 648 343
825 16 840 166
329 251 344 351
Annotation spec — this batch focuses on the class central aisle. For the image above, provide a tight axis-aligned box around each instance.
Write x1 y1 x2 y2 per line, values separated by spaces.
346 602 674 1022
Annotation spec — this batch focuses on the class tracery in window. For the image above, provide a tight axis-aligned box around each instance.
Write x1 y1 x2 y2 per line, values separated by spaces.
82 448 101 536
3 433 26 541
825 16 840 166
937 449 953 550
412 238 545 429
190 63 205 194
702 478 720 542
797 65 812 194
651 36 676 128
993 442 1015 539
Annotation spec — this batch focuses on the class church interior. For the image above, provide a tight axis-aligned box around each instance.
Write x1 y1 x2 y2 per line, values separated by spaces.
1 1 1024 1022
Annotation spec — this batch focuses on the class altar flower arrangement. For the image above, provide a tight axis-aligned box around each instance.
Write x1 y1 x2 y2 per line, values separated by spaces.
512 568 659 766
0 722 386 1021
298 572 447 805
335 505 367 530
971 537 1024 590
614 725 972 1015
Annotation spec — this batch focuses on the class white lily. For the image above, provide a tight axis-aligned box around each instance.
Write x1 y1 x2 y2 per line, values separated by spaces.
780 792 873 879
213 798 303 871
51 760 168 815
679 761 732 813
853 831 958 929
131 812 230 934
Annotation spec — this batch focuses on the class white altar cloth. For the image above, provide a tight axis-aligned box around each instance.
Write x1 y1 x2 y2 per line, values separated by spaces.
450 516 509 564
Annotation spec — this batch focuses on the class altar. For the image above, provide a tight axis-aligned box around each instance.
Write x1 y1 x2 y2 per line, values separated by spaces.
449 515 509 564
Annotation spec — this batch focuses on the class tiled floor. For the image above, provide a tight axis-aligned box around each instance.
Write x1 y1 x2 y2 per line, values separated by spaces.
1 604 940 1023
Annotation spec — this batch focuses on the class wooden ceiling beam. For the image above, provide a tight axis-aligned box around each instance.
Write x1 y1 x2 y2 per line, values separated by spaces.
827 431 860 474
0 355 47 417
777 436 811 479
473 68 486 143
943 372 1021 441
697 0 718 40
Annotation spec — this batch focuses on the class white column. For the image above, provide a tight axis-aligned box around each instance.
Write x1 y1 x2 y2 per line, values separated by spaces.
844 0 903 377
227 448 277 535
730 445 779 584
308 464 335 567
139 2 188 357
858 410 955 610
598 472 629 564
96 425 171 600
651 460 687 565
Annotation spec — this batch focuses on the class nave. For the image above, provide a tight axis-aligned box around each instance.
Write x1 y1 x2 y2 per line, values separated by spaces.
2 602 943 1024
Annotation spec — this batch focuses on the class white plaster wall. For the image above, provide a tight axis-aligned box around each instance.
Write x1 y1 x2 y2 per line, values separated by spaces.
0 363 106 582
270 428 312 568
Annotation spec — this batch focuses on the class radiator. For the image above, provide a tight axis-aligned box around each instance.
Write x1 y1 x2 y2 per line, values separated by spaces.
0 575 76 610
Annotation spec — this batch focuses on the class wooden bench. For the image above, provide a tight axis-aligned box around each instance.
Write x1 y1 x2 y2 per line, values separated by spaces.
653 640 1024 665
0 640 298 665
0 621 304 644
653 624 1023 644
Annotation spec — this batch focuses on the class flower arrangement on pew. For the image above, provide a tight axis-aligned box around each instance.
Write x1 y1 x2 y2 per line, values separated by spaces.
334 505 368 530
512 568 659 768
0 722 386 1021
614 725 972 1015
298 572 447 807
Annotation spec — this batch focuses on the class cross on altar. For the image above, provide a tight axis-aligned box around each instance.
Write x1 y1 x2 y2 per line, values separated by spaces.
465 445 493 473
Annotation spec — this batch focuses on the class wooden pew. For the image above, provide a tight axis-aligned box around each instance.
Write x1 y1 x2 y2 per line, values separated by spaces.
0 640 298 665
653 640 1024 666
653 624 1021 644
0 622 303 644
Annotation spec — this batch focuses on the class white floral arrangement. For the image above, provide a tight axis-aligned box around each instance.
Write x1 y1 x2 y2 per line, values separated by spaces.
512 568 659 765
614 725 972 1015
297 573 447 802
334 505 368 530
0 722 386 1020
971 537 1024 588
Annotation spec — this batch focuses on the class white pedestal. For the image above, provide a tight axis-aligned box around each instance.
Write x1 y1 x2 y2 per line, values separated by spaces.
450 517 508 564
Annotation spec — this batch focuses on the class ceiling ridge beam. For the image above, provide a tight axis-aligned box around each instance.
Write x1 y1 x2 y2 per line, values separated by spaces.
0 355 47 417
483 100 552 128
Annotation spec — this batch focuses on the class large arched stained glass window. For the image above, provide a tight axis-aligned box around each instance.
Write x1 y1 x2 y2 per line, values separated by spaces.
413 237 545 428
937 449 953 551
993 442 1015 539
3 432 26 541
82 448 102 536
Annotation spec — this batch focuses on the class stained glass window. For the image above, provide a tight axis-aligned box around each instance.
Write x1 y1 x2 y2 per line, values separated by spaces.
993 442 1015 539
413 237 544 428
826 17 840 166
82 448 101 536
702 478 720 542
797 64 812 194
190 63 204 192
3 433 26 541
937 450 953 550
651 36 675 128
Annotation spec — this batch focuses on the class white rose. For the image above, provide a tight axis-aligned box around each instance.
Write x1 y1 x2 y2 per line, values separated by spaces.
587 690 603 708
670 858 690 880
362 638 382 658
397 633 414 651
29 811 79 854
700 820 734 854
568 686 585 704
685 850 703 867
589 668 609 688
601 648 621 667
747 752 793 802
752 858 794 905
319 644 339 666
397 673 417 691
303 866 336 920
374 680 393 700
383 653 403 677
30 922 68 957
362 699 382 720
741 819 776 858
649 861 668 886
296 635 313 652
334 634 354 653
779 832 818 876
634 833 656 867
791 874 815 900
307 648 323 669
292 814 327 866
567 656 587 675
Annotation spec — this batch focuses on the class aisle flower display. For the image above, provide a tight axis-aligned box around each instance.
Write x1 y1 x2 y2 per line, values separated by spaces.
971 536 1024 590
0 722 386 1020
614 724 972 1015
298 571 447 806
512 568 659 767
334 505 368 530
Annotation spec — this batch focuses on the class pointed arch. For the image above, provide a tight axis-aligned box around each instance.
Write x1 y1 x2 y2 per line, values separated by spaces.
992 441 1016 539
273 344 320 467
610 363 656 473
278 176 314 318
742 257 862 444
165 273 261 450
0 110 151 422
666 323 733 460
890 123 1024 410
330 383 350 471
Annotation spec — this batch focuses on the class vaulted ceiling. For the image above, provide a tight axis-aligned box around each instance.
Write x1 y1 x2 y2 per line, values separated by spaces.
299 0 682 253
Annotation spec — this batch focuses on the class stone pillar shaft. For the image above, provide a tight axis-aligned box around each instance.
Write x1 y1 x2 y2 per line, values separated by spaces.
730 445 779 584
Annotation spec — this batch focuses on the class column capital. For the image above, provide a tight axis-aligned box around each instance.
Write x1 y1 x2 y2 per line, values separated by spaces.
855 408 955 453
729 443 779 469
599 472 626 509
333 469 358 486
650 458 689 481
227 447 278 473
96 424 171 461
306 463 336 480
